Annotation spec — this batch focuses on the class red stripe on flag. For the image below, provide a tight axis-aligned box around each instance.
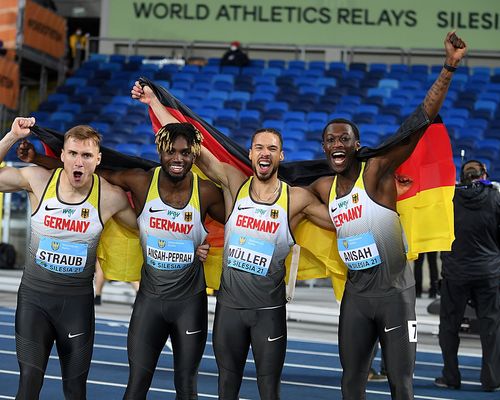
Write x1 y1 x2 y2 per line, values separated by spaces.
396 123 455 201
149 107 252 175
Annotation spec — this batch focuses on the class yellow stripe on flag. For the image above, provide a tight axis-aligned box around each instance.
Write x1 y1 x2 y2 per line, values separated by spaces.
397 185 455 260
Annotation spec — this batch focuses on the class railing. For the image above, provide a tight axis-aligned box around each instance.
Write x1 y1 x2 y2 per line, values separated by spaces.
88 36 500 67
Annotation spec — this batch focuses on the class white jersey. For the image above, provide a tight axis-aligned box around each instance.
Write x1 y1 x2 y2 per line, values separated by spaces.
137 168 208 299
218 177 295 309
23 168 103 295
329 163 414 296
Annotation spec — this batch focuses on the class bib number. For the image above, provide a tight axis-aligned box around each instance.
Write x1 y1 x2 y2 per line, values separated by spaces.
36 237 87 274
227 234 275 276
146 235 194 270
337 232 381 270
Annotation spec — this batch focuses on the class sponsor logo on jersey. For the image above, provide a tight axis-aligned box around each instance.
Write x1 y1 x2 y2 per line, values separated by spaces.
81 208 89 219
158 239 166 248
63 208 75 217
338 199 349 209
255 208 266 216
237 204 253 211
44 205 60 211
51 241 60 251
235 214 280 234
168 210 180 219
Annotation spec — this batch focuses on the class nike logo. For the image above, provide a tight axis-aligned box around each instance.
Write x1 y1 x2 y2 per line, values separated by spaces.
331 207 337 213
149 207 168 213
185 330 202 335
45 205 61 211
267 335 284 342
68 332 85 339
384 325 401 333
237 205 254 211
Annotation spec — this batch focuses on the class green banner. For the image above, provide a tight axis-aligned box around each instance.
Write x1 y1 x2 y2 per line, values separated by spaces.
106 0 500 51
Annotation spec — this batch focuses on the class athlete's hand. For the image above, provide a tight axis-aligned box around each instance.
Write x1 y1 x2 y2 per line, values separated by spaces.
196 243 210 263
9 117 35 141
16 140 37 163
444 31 467 66
131 81 155 105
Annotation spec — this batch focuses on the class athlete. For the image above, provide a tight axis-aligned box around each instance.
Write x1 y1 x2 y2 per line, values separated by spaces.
308 32 467 399
0 117 137 400
132 82 334 399
18 122 225 399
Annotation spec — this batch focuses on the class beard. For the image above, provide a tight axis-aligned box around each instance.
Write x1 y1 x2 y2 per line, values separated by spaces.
252 163 279 182
161 164 187 183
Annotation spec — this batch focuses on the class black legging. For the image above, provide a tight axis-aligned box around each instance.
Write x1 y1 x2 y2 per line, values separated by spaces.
339 287 416 400
124 290 207 400
213 303 287 400
15 284 94 400
414 252 438 296
439 277 500 390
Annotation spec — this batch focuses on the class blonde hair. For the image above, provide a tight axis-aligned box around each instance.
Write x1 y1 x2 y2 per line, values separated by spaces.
155 122 203 157
64 125 102 148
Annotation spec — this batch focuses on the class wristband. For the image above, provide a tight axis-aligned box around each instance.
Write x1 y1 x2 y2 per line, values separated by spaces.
443 63 457 73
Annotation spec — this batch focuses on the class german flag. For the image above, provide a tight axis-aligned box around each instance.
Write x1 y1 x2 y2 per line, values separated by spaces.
138 77 455 299
29 80 455 300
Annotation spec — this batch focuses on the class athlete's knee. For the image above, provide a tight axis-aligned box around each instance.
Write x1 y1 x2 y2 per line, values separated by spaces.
174 368 198 400
341 371 367 400
62 374 87 400
217 365 243 400
256 373 281 400
16 364 44 400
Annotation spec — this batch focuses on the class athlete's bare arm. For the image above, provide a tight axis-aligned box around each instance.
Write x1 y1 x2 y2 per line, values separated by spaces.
17 139 62 169
0 118 55 210
370 31 467 178
308 175 335 205
199 179 226 224
134 81 247 214
99 178 138 231
289 186 335 231
99 168 152 213
131 81 178 125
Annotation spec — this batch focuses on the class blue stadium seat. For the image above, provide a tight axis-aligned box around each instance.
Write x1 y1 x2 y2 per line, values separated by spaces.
221 66 240 75
58 103 82 114
309 61 326 71
268 60 286 69
410 64 429 74
49 112 74 123
91 122 111 134
369 63 387 72
115 143 141 156
288 60 306 70
378 79 399 89
286 149 316 161
261 67 283 77
262 120 284 131
307 112 328 124
265 101 288 113
171 81 192 91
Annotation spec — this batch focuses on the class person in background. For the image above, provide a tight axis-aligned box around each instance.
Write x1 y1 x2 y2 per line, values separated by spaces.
220 41 250 67
69 28 87 70
413 252 439 298
435 160 500 392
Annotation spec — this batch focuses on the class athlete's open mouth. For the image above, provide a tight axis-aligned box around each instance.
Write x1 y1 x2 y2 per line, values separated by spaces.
73 171 83 181
331 151 346 165
258 160 271 173
169 165 184 174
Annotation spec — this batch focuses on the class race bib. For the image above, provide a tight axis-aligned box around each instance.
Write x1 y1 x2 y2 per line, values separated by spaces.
146 235 194 270
36 236 87 274
227 233 275 276
337 232 381 270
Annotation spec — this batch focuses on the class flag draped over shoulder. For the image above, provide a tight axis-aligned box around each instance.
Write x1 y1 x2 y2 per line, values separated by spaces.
140 77 455 299
29 79 455 300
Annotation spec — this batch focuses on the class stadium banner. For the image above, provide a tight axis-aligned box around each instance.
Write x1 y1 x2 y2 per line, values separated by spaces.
0 0 18 51
23 0 66 59
105 0 500 51
0 57 19 110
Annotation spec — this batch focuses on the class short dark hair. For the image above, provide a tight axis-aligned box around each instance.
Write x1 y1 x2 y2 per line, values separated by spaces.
251 128 283 149
155 122 203 156
460 159 488 184
322 118 360 141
